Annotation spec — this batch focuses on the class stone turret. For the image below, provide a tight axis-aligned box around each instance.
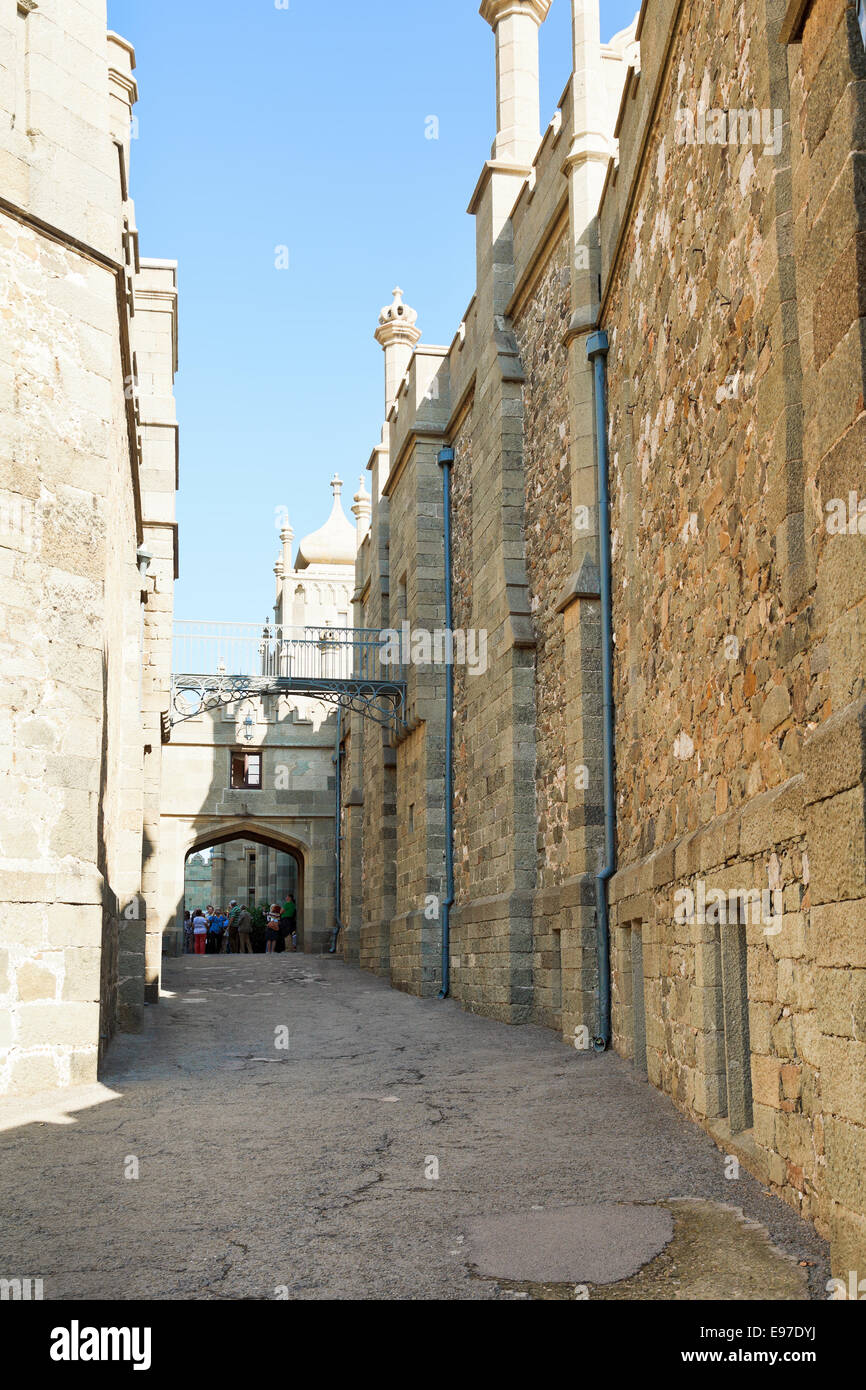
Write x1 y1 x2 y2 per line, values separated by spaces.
479 0 553 165
280 517 294 579
352 476 372 547
374 287 421 415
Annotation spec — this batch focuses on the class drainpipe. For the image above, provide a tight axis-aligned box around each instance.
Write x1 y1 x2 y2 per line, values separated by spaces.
329 704 344 954
586 330 615 1051
438 446 456 999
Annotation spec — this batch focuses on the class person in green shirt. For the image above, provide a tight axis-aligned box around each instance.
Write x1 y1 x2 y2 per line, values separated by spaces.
280 895 298 953
225 901 242 955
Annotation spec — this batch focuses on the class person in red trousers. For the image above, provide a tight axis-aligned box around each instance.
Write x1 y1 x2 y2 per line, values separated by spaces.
192 909 208 955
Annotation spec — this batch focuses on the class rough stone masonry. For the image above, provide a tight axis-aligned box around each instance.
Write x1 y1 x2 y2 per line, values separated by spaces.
344 0 866 1281
2 0 865 1294
0 3 179 1095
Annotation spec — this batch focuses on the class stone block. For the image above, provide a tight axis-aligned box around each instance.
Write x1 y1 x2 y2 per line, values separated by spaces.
803 695 866 806
8 1052 61 1096
807 785 866 904
62 948 101 1003
68 1049 99 1087
821 1037 866 1126
825 1116 866 1218
739 777 805 857
16 1002 99 1050
829 1202 866 1282
15 962 57 1003
816 967 855 1037
751 1054 782 1109
814 899 866 967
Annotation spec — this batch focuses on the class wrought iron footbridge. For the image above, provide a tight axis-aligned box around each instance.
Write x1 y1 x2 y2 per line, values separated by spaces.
168 621 407 734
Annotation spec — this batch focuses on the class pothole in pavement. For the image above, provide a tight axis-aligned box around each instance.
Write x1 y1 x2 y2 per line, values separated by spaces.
464 1200 814 1301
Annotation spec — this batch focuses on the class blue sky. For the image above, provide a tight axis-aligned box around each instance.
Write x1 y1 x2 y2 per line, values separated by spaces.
106 0 638 623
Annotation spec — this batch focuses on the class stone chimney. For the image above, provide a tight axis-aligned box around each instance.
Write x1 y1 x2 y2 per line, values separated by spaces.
352 476 372 547
375 288 421 415
480 0 553 166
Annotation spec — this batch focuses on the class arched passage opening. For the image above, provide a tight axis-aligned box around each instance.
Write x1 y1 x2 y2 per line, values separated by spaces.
182 826 307 953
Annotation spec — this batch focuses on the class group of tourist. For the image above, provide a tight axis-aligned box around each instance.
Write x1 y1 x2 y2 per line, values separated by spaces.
183 897 298 956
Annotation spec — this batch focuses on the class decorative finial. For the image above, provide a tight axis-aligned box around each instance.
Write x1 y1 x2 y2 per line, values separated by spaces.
331 474 343 497
377 286 419 332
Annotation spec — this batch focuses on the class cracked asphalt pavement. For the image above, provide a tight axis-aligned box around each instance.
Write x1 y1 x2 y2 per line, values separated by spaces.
0 955 830 1300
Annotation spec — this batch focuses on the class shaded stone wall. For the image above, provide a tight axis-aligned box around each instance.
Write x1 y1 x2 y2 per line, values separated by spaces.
338 711 363 965
349 0 864 1277
597 0 866 1269
512 228 573 1029
0 2 163 1094
358 466 396 978
790 0 866 1278
451 407 475 914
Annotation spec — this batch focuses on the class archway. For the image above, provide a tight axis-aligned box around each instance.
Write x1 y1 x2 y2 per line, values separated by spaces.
183 826 307 952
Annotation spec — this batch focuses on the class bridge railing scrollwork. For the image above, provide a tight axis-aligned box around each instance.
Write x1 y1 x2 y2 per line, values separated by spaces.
168 620 406 734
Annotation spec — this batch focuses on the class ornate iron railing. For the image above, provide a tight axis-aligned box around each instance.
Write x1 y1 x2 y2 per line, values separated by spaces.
169 621 406 732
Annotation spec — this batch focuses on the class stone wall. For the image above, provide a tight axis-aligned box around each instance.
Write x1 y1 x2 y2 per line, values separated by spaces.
451 405 475 916
513 227 573 1029
158 692 339 955
347 0 865 1276
597 0 866 1269
791 0 866 1277
357 461 397 978
0 3 178 1094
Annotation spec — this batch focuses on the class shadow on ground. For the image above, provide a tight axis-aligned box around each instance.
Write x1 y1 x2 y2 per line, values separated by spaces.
0 956 830 1300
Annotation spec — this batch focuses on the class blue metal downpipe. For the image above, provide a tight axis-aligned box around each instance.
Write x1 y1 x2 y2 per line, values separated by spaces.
586 331 615 1051
438 446 456 999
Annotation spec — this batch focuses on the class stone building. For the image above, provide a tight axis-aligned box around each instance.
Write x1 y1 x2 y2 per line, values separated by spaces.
208 840 297 912
0 3 178 1092
157 477 369 955
183 852 211 911
344 0 866 1276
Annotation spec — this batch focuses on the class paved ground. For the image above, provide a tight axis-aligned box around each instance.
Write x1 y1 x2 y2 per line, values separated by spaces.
0 955 830 1300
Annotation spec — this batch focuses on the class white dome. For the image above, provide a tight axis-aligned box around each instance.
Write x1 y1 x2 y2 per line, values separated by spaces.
295 476 357 570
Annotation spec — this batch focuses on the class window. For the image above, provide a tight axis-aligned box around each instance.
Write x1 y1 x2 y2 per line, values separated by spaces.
720 906 754 1133
631 924 647 1074
859 0 866 52
231 752 261 790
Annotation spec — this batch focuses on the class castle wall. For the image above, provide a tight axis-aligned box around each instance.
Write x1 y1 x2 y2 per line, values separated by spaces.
357 451 397 977
597 0 866 1270
0 2 176 1094
512 225 573 1031
158 692 338 954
